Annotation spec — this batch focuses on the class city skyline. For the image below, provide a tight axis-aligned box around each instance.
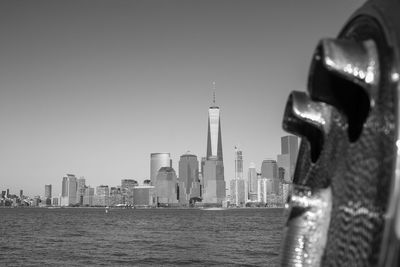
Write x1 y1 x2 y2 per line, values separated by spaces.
0 0 365 196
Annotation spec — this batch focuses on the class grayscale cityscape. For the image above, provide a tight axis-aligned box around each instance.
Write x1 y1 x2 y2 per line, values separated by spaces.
0 97 299 209
1 0 380 266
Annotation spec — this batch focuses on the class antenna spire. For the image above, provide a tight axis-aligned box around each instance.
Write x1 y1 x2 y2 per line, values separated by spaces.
212 81 216 105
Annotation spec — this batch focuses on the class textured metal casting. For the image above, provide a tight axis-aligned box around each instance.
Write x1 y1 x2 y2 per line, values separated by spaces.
280 0 400 266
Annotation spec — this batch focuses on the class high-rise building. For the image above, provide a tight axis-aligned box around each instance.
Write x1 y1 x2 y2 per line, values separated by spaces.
257 178 274 203
178 153 201 205
261 160 278 179
61 174 77 206
121 179 138 205
77 177 86 205
109 187 122 206
45 184 52 199
203 95 226 204
235 146 243 179
19 190 23 199
248 162 258 201
150 153 172 186
155 167 178 205
230 178 246 206
277 135 299 182
94 185 109 206
83 186 95 206
133 185 155 207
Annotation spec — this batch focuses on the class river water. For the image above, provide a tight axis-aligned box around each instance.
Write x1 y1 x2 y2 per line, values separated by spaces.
0 208 285 266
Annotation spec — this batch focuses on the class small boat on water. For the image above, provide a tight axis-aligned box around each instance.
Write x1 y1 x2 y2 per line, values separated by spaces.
105 206 109 213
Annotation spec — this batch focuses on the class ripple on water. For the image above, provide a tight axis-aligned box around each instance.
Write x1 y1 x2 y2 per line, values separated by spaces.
0 208 285 266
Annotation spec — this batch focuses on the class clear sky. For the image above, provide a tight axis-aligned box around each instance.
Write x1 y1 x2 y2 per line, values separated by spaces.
0 0 365 197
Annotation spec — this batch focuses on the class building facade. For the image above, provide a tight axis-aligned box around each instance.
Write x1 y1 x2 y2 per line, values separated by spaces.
235 147 243 179
44 184 52 199
121 179 138 205
230 178 246 206
150 153 172 186
203 99 226 204
133 185 155 207
77 177 86 206
61 174 77 206
248 162 258 201
261 159 278 179
277 135 299 182
83 186 95 206
155 167 178 205
178 153 201 205
93 185 109 206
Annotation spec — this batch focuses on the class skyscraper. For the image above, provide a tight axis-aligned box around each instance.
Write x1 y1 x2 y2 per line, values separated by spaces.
277 135 299 182
94 185 109 206
45 184 52 206
83 186 95 206
235 146 243 179
150 153 172 186
133 185 155 207
178 153 201 205
207 91 223 161
230 146 246 206
77 177 86 205
121 179 138 205
248 162 258 201
230 178 246 206
203 94 226 204
155 167 178 205
261 159 278 179
61 174 77 206
45 184 52 199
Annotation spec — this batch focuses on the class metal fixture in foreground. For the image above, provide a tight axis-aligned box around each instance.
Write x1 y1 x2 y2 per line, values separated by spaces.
281 0 400 266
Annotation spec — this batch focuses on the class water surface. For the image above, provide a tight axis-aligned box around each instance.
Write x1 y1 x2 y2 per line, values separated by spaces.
0 208 285 266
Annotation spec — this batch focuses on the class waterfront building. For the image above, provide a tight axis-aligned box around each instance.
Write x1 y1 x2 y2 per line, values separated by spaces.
277 135 299 182
235 147 243 179
77 177 86 205
44 184 52 205
257 178 274 204
83 186 95 206
52 197 58 206
150 153 172 186
45 184 52 199
121 179 138 205
203 94 226 204
261 159 278 179
277 154 290 182
230 178 246 206
282 183 291 204
155 167 178 205
93 185 109 206
178 153 201 205
133 185 155 207
248 163 258 201
20 190 23 199
109 186 122 206
60 174 77 206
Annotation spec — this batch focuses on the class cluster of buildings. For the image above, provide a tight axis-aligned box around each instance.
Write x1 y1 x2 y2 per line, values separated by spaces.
230 135 298 207
1 95 298 208
0 189 44 207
